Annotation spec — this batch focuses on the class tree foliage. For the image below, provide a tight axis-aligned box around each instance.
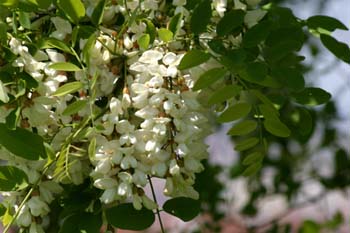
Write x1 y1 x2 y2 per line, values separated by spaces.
0 0 349 232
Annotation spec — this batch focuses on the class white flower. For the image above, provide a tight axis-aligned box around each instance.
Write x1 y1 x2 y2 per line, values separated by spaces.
152 163 167 177
94 178 119 189
0 80 10 103
244 9 267 28
120 154 138 169
132 169 148 186
100 188 117 204
169 159 180 175
27 196 50 217
213 0 227 17
173 0 186 7
246 0 261 6
117 182 131 196
141 195 158 209
138 50 163 64
133 194 143 210
29 222 45 233
50 17 72 40
17 205 32 227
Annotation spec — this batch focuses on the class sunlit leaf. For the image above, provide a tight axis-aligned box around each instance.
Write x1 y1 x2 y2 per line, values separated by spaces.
53 81 83 97
57 0 85 24
178 50 210 70
49 62 81 71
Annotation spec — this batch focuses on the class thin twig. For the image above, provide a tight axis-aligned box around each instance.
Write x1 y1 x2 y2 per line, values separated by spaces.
147 175 166 233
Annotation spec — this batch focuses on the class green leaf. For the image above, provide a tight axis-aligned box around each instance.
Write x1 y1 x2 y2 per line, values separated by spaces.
239 62 268 83
59 212 102 233
190 0 211 35
62 100 88 115
208 84 242 105
292 87 331 106
259 104 279 120
57 0 85 24
0 204 5 217
91 0 106 26
163 197 200 222
264 119 291 137
137 34 150 50
5 106 21 130
216 10 245 36
0 21 8 43
88 137 96 161
220 49 247 71
218 102 252 123
0 0 18 7
264 40 301 62
178 50 210 70
271 67 305 91
320 34 350 63
242 162 261 176
143 19 156 43
19 11 31 29
53 81 83 97
193 67 227 91
228 120 257 136
0 123 46 160
105 203 155 230
158 28 173 42
82 33 97 65
169 13 182 36
307 15 348 32
242 20 272 47
234 137 259 151
18 72 39 89
38 38 74 54
49 62 81 71
36 0 52 9
243 152 264 166
299 220 320 233
0 166 28 191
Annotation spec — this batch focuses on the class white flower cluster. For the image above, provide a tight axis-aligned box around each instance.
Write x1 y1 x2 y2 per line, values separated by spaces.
90 48 209 209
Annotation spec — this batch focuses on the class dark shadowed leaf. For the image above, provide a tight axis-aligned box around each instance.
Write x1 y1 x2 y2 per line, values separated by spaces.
0 166 28 191
292 87 331 106
228 120 257 136
0 123 46 160
105 203 155 230
217 10 245 36
234 137 259 151
242 20 272 47
91 0 106 26
208 84 242 105
193 67 227 91
163 197 200 222
59 212 102 233
243 152 264 166
190 0 211 35
320 34 350 63
307 15 348 32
